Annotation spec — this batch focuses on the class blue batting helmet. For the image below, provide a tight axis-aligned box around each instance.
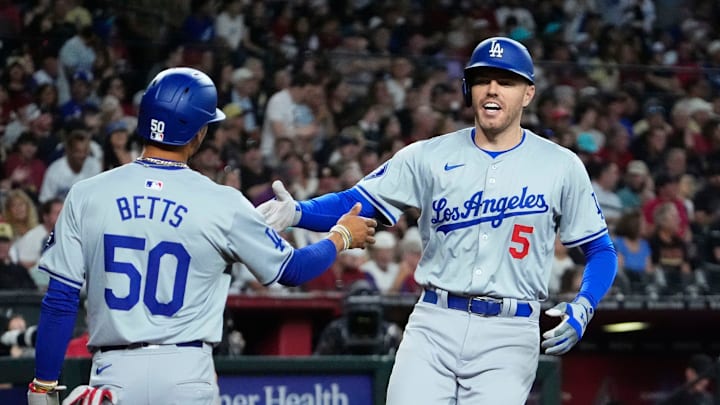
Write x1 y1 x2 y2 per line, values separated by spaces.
137 67 226 145
462 37 534 107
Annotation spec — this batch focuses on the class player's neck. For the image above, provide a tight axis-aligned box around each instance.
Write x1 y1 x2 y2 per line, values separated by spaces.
474 126 523 151
141 144 191 164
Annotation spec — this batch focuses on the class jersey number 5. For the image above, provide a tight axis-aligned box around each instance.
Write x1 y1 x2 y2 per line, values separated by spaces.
104 234 190 317
509 224 534 259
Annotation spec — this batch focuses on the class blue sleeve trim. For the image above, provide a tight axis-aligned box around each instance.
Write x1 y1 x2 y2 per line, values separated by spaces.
297 189 375 231
576 233 617 309
278 239 337 286
562 228 608 247
35 279 81 381
354 185 397 224
264 250 294 286
38 266 84 289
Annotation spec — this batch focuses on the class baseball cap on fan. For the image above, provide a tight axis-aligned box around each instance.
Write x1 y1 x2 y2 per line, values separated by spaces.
626 160 649 176
0 223 14 241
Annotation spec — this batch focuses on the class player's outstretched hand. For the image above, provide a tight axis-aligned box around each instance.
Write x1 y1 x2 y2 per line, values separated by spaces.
334 203 377 249
541 296 594 355
256 180 298 231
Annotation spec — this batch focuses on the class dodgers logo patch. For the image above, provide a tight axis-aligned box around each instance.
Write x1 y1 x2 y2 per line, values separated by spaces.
364 162 389 180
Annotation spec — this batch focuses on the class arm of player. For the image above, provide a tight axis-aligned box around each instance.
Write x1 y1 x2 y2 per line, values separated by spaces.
28 279 80 404
277 203 377 286
257 180 377 232
541 233 617 355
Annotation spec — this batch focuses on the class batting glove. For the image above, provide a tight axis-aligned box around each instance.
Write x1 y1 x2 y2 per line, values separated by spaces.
541 296 594 355
27 379 66 405
62 385 118 405
256 180 300 232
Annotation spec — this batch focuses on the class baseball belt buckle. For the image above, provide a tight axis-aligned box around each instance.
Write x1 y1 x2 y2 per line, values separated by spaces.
470 296 502 317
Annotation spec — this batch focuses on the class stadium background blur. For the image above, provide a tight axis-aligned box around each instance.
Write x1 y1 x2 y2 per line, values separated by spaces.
2 0 720 404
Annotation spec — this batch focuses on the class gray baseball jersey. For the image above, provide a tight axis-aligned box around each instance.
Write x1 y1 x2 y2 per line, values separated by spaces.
355 128 607 301
39 161 292 347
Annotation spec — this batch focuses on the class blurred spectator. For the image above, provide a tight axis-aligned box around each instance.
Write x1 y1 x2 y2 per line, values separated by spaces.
58 25 97 76
98 75 132 117
0 223 35 291
239 137 273 205
549 235 576 296
60 69 96 122
223 67 260 138
389 228 423 295
650 202 693 295
303 248 368 293
631 123 671 174
314 280 402 355
214 0 246 55
102 120 138 170
190 142 222 180
260 72 320 167
3 314 34 358
613 210 654 295
12 197 62 274
617 160 654 212
589 161 623 229
361 231 399 294
2 132 47 199
642 173 690 240
181 0 215 45
2 188 38 240
38 128 101 203
660 353 715 405
385 56 414 110
597 124 634 172
693 162 720 230
279 153 317 201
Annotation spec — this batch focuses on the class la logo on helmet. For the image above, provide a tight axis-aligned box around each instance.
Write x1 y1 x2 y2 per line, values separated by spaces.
488 40 504 58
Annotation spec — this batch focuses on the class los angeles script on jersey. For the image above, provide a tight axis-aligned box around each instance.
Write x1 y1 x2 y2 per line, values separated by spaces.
432 186 548 233
115 195 188 227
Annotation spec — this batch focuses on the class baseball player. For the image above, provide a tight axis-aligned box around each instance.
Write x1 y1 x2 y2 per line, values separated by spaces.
27 67 377 405
257 37 618 404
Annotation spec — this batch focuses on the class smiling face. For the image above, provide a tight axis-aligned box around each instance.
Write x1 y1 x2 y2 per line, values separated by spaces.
467 68 535 139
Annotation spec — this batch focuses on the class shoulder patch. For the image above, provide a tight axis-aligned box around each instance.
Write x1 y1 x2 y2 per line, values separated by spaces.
364 162 389 180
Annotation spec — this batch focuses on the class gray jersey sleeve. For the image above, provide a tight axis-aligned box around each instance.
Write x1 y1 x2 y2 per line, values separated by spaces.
222 191 294 285
38 186 85 289
354 142 425 225
559 154 608 247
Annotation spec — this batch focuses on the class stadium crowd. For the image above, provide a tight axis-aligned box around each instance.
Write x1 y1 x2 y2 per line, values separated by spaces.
0 0 720 348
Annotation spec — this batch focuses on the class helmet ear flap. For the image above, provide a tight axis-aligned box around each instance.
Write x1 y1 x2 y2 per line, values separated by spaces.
462 78 472 107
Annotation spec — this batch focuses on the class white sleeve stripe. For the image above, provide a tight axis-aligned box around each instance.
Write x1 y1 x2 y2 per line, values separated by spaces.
264 249 294 286
355 185 397 224
38 265 84 289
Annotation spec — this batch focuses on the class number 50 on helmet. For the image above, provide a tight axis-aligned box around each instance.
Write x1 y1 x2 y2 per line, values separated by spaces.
137 67 226 145
462 37 535 107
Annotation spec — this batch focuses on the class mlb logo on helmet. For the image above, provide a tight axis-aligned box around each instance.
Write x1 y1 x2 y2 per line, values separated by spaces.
149 118 165 141
145 179 164 190
488 40 504 58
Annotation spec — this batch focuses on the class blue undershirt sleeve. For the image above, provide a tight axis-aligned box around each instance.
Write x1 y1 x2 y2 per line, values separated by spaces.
297 189 376 232
278 239 337 286
35 279 81 381
575 233 617 309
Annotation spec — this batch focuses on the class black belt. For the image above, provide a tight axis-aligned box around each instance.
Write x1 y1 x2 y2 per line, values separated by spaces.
422 289 533 317
96 340 204 353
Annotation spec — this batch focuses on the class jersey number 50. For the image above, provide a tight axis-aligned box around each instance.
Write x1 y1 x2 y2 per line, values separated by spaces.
104 234 190 317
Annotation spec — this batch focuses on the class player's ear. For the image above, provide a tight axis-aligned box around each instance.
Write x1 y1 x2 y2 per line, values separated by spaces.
522 84 535 108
